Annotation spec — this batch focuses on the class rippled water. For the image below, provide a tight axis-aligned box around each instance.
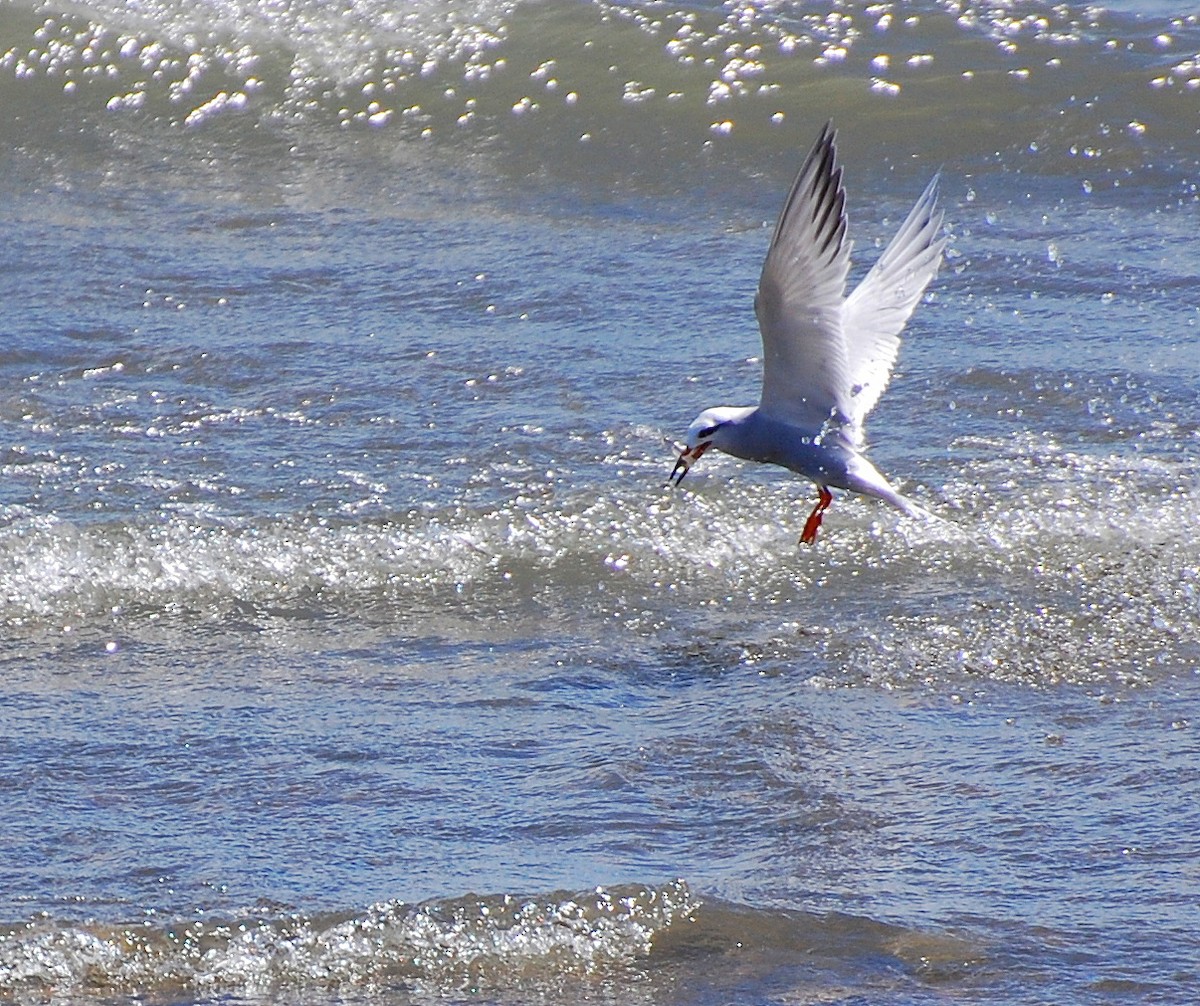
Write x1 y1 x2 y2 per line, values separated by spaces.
2 0 1199 1002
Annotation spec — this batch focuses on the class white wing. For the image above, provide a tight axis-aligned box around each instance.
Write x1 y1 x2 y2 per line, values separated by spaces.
754 122 855 434
841 174 946 436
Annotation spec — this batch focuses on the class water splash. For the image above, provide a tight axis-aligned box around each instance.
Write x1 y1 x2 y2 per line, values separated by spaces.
0 881 699 998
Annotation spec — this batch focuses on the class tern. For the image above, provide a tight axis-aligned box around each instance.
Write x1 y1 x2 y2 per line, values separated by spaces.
669 122 946 544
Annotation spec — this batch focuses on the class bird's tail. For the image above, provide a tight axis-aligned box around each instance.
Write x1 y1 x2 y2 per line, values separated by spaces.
846 456 941 524
887 490 941 525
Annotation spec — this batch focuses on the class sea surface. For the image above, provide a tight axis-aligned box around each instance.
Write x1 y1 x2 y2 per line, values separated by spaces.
1 0 1199 1002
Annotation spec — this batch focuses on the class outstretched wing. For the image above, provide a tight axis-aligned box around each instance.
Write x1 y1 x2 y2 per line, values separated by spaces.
754 122 855 434
841 174 945 437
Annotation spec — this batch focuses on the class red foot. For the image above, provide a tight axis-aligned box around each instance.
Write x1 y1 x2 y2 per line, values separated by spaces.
800 487 833 545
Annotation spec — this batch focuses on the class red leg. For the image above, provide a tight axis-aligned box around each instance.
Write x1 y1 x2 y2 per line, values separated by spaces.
800 487 833 545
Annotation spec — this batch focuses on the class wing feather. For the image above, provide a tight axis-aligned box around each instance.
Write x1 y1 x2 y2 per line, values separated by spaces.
841 174 946 435
754 122 854 433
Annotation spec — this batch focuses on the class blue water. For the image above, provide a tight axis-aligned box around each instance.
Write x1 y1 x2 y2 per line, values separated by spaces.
2 0 1200 1002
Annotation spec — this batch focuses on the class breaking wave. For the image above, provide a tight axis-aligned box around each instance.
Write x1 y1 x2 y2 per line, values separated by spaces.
2 0 1199 183
0 880 989 1002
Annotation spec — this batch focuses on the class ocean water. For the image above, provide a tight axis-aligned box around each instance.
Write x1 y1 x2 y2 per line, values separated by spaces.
2 0 1199 1002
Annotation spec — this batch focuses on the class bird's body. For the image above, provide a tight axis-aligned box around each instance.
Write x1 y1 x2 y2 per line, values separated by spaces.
670 122 946 543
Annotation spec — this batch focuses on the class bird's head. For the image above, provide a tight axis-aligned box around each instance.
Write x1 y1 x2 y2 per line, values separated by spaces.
668 406 746 486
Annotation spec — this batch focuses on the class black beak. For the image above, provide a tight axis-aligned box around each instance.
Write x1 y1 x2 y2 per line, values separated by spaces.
668 453 690 487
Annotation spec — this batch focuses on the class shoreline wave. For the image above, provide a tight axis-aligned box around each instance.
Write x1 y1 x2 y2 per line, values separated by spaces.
2 432 1197 691
0 880 993 1002
1 0 1198 184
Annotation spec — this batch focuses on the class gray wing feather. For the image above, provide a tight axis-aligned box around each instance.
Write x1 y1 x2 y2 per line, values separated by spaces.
754 122 855 432
841 174 946 437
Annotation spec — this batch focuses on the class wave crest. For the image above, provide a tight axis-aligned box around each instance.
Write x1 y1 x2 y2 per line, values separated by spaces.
2 0 1198 179
0 881 699 998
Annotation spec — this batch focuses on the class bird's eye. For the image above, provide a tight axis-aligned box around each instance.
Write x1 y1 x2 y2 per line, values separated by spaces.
699 424 719 438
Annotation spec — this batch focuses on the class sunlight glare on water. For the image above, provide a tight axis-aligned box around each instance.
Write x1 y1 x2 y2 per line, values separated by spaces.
1 0 1200 1003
